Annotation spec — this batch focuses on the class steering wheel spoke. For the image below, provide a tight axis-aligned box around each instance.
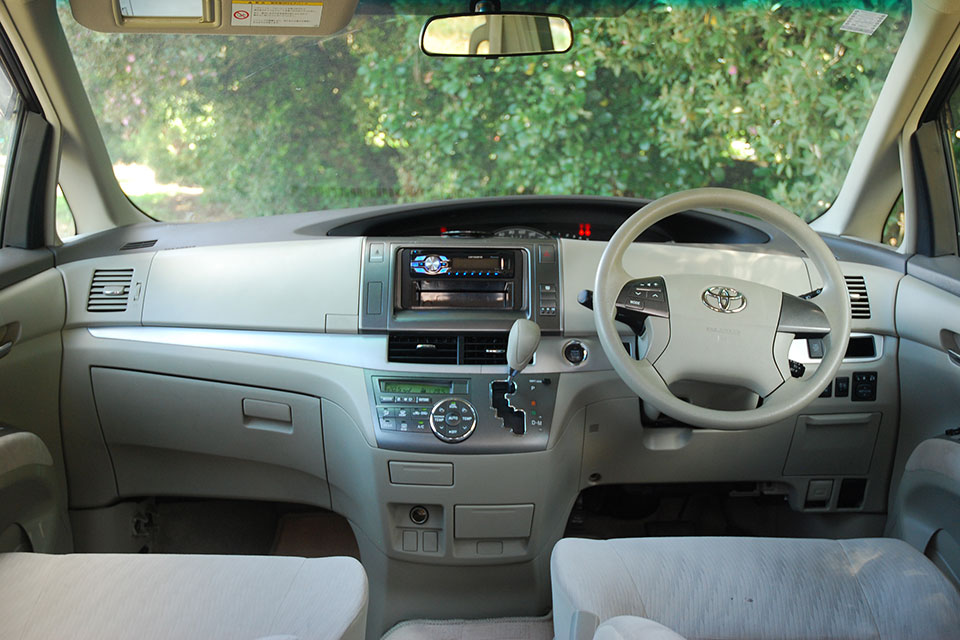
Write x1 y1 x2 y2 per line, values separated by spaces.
615 276 670 318
607 276 670 335
777 292 830 337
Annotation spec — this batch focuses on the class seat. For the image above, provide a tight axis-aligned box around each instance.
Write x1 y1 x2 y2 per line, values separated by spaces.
552 535 960 640
593 616 687 640
553 436 960 640
0 552 368 640
0 428 368 639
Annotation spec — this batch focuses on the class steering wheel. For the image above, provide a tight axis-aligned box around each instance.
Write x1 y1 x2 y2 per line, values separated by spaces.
593 188 850 430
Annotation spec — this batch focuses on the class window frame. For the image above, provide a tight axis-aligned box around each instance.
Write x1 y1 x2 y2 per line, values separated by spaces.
0 18 44 251
917 50 960 257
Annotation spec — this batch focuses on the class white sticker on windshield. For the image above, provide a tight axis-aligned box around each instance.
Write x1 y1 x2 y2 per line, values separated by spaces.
231 1 323 28
840 9 887 35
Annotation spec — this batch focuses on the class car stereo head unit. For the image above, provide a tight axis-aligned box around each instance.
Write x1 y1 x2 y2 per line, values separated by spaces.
409 250 515 279
398 248 525 311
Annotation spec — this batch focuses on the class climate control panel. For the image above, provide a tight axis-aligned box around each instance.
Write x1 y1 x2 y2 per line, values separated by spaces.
430 399 478 442
368 373 557 454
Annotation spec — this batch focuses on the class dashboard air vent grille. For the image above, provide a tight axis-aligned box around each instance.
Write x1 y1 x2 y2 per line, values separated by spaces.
388 334 459 364
120 239 158 251
844 276 870 318
463 334 508 365
388 333 509 365
87 269 134 312
845 275 870 319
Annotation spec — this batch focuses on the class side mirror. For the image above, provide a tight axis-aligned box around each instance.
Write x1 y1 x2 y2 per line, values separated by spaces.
420 12 573 57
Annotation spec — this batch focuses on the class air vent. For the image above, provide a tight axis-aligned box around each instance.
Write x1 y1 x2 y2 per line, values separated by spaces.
87 269 133 312
120 239 158 251
388 334 458 364
463 334 508 365
388 333 509 365
845 275 871 319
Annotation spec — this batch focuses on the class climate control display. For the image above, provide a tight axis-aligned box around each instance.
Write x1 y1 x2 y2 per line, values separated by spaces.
430 398 478 443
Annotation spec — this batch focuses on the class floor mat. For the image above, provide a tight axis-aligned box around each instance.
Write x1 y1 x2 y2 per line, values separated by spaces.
382 615 553 640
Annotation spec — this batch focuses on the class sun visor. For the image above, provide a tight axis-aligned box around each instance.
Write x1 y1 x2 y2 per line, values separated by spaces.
69 0 359 35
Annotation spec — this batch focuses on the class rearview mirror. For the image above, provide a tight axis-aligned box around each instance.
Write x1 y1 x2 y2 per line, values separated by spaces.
420 13 573 57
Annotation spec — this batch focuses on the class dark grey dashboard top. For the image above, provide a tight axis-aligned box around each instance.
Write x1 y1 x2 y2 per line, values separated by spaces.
52 195 905 273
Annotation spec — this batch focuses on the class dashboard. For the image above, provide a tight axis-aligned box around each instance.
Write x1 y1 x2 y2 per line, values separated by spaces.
326 196 774 245
46 195 905 612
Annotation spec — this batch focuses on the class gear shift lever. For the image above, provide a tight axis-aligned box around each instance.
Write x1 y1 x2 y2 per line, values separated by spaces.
491 319 541 436
507 319 541 379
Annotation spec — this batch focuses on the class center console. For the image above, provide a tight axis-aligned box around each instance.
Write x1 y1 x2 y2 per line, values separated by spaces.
360 238 563 453
366 372 557 453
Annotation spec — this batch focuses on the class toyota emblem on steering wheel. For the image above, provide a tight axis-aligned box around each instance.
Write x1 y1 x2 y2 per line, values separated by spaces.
702 286 747 313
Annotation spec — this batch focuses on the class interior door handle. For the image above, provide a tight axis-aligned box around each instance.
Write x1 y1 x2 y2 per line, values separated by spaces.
0 341 12 359
940 330 960 366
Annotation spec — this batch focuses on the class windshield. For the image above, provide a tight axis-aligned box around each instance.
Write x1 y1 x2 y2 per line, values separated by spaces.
58 1 909 223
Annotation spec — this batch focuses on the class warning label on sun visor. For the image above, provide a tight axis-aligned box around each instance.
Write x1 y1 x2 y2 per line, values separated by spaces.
231 1 323 28
839 9 887 35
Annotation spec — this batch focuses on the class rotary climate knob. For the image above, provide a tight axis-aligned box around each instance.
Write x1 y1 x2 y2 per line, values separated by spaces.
429 398 478 443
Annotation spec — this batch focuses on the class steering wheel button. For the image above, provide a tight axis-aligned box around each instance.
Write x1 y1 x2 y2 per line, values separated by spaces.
807 339 825 359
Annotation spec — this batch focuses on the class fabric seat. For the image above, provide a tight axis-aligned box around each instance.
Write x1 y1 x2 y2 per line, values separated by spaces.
552 536 960 640
0 552 367 640
593 616 687 640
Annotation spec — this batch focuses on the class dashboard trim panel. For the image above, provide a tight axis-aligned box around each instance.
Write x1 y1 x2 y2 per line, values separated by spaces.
85 327 628 374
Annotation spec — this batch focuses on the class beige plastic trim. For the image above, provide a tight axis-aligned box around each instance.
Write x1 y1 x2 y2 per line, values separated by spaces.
71 0 359 35
0 0 148 234
0 428 72 553
140 238 362 332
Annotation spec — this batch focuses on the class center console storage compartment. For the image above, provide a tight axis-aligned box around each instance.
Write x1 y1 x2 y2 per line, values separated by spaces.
454 504 534 539
90 368 329 507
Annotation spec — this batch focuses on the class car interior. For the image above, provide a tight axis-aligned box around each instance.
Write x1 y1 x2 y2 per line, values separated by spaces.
2 0 960 638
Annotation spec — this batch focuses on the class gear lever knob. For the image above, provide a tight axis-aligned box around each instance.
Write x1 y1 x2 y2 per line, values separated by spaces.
507 319 541 378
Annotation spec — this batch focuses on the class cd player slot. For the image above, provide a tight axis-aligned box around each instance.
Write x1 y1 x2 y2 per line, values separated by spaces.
417 283 513 309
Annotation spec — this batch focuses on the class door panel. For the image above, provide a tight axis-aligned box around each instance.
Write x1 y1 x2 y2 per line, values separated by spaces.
0 267 68 504
891 274 960 497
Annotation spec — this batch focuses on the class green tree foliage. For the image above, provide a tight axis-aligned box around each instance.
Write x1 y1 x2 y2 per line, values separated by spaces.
58 1 908 222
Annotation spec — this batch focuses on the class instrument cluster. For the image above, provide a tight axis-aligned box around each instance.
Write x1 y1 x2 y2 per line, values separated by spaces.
491 223 596 241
